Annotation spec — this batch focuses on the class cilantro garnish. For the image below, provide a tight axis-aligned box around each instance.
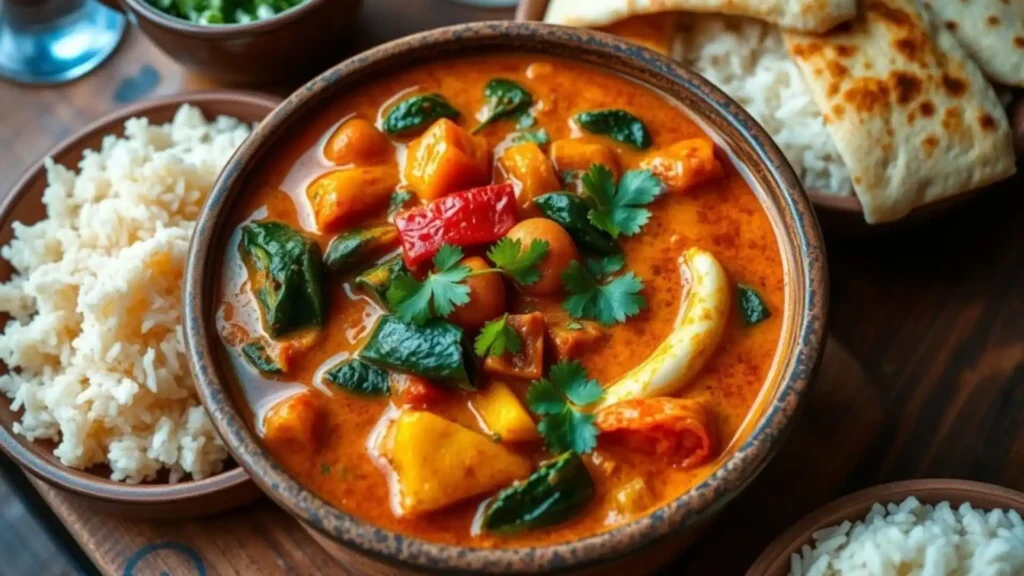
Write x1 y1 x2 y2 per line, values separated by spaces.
486 238 549 286
561 257 646 326
387 245 471 325
474 314 523 357
512 128 550 145
319 463 331 475
582 164 663 238
526 360 603 454
388 190 414 218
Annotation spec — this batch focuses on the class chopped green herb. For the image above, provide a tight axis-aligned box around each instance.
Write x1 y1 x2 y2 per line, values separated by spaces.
533 192 619 255
490 432 503 443
487 238 549 286
388 190 414 218
516 112 537 129
474 314 523 358
512 128 550 145
564 321 584 331
582 165 663 239
473 79 533 134
382 94 460 136
526 361 604 454
737 284 771 326
387 246 471 325
319 463 331 475
561 260 646 327
146 0 307 25
574 109 652 149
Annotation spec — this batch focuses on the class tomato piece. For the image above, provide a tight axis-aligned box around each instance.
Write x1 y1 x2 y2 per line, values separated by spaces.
596 398 716 468
396 375 450 409
394 182 518 268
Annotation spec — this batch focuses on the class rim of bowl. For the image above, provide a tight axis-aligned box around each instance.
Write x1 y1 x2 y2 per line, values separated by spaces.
0 90 281 504
185 22 828 573
120 0 326 37
749 479 1024 575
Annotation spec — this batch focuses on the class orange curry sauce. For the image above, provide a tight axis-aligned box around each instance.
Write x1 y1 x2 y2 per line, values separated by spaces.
217 55 784 547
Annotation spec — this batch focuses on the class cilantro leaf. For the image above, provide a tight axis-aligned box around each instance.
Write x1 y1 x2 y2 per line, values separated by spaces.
582 164 663 238
387 245 471 324
487 238 549 285
526 360 604 454
388 190 414 218
584 254 625 281
512 128 549 145
516 112 537 129
474 314 523 357
561 260 646 326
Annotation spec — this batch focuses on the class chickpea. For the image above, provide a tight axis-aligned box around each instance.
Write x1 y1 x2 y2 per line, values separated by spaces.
324 117 392 167
447 256 507 330
504 218 579 296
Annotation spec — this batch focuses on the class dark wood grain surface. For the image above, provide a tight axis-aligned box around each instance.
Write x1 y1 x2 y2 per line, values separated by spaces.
0 0 1021 574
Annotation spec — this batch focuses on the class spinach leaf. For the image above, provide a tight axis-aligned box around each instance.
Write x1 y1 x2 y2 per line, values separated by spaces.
360 315 473 389
240 222 327 337
737 284 771 326
323 225 399 275
533 192 619 255
324 358 390 396
240 339 281 374
574 109 652 149
355 255 408 308
472 79 532 134
382 94 460 136
480 451 595 533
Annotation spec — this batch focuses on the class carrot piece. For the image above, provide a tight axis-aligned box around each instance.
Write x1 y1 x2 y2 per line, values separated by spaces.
306 166 398 232
639 138 723 194
324 117 393 167
403 118 490 201
550 137 620 179
263 392 323 451
498 142 560 216
482 312 545 380
596 398 716 468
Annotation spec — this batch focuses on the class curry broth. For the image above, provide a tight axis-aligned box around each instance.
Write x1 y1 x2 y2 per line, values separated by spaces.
218 55 784 547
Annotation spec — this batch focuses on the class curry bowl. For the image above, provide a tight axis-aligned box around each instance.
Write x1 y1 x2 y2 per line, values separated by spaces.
185 21 828 574
101 0 363 85
749 480 1024 575
0 92 278 518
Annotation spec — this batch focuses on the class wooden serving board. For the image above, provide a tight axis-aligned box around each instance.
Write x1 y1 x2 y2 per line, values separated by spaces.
24 336 882 576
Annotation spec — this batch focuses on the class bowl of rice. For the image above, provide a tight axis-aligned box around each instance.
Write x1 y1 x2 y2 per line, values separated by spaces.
0 91 280 517
749 479 1024 576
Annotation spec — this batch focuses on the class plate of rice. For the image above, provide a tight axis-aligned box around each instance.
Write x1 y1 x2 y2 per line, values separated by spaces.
749 479 1024 576
0 91 279 517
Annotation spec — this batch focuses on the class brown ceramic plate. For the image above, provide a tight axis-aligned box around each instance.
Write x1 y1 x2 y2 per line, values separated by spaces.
185 21 828 574
98 0 363 85
0 91 280 518
749 479 1024 575
516 0 1024 233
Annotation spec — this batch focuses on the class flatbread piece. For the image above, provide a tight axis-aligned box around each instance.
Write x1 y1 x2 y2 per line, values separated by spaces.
543 0 857 34
783 0 1016 223
922 0 1024 87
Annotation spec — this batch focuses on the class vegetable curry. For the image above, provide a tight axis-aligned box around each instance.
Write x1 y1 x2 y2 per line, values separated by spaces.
217 55 784 547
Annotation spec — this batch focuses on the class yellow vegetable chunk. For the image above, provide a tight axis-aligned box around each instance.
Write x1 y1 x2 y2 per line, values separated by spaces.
472 381 540 443
263 392 322 452
403 118 490 201
323 117 393 167
307 166 398 233
385 410 532 516
550 137 620 179
498 142 560 215
640 138 723 194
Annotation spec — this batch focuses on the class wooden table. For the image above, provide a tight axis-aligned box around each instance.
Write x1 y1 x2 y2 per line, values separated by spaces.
1 1 1021 574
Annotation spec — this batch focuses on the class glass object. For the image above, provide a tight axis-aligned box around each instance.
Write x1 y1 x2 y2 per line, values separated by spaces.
0 0 125 85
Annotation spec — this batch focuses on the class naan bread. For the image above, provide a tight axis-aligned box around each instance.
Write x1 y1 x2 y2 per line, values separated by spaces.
921 0 1024 87
784 0 1016 223
543 0 857 34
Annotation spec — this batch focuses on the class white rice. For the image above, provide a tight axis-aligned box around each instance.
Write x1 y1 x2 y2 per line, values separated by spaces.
0 105 251 483
790 497 1024 575
673 15 854 196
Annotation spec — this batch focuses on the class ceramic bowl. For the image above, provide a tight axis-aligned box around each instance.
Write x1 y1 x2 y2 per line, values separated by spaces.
749 479 1024 575
0 91 281 518
100 0 363 85
515 0 1024 233
184 21 828 574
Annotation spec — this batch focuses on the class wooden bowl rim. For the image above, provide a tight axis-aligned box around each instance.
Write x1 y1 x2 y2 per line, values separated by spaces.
185 21 829 573
119 0 331 38
0 90 281 507
748 479 1024 575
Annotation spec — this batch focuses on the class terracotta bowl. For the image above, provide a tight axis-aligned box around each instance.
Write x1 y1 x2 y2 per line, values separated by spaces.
515 0 1024 233
184 21 828 574
749 479 1024 575
100 0 363 85
0 91 281 518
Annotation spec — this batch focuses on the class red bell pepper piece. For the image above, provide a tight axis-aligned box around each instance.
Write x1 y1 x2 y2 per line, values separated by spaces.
394 182 518 268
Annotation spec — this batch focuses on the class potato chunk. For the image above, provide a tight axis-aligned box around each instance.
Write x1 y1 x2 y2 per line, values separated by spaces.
472 381 539 443
550 137 620 178
403 119 490 201
384 411 532 516
324 117 392 166
263 392 322 452
640 138 723 194
307 166 398 232
498 142 560 215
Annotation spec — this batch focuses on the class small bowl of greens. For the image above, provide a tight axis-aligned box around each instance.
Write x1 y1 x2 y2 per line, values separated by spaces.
110 0 362 84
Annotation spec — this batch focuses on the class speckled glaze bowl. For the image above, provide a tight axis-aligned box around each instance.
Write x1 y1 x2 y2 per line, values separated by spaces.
184 22 829 574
